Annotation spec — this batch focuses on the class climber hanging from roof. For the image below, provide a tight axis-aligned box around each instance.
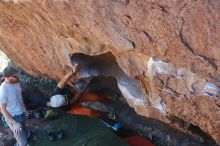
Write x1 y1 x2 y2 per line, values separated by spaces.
23 62 112 118
46 63 92 110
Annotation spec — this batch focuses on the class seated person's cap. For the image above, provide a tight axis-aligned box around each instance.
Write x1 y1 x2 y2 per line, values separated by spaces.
48 94 67 108
2 65 20 77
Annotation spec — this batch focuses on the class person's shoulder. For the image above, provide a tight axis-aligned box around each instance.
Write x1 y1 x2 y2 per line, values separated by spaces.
0 82 7 89
0 82 16 91
0 82 8 96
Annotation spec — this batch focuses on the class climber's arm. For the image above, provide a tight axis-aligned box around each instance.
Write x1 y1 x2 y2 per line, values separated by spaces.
57 72 74 89
57 64 80 89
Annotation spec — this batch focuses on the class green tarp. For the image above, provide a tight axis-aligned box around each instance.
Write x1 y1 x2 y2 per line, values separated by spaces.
30 114 129 146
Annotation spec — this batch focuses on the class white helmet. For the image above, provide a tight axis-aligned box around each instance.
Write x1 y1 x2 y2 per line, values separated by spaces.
48 94 67 108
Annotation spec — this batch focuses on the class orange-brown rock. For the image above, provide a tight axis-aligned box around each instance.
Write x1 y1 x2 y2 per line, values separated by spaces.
0 0 220 144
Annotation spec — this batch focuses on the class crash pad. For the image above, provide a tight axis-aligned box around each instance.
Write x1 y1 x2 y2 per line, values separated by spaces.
67 93 110 118
124 136 155 146
30 114 129 146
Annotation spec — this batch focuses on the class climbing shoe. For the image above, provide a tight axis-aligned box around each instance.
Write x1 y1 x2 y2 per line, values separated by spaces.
34 111 42 119
48 130 56 141
26 110 33 119
48 129 64 141
57 129 64 140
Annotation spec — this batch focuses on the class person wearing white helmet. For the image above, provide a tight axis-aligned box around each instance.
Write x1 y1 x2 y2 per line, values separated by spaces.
47 64 91 110
48 94 67 108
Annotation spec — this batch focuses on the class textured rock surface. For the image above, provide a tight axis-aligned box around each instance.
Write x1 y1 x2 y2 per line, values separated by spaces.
0 0 220 144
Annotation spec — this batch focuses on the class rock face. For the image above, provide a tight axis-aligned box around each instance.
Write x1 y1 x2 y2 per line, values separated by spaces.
0 0 220 144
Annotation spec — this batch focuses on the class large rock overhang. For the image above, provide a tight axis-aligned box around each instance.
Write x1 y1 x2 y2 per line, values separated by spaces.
0 0 219 144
